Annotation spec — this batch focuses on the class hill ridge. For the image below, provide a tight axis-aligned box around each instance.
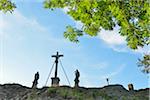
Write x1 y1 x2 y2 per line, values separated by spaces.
0 83 149 100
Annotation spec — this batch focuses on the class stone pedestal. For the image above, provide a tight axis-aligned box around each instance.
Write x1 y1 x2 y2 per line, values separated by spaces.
74 79 79 88
128 84 134 91
51 77 60 87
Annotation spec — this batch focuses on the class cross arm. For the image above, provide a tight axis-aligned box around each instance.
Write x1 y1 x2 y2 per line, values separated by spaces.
52 55 57 57
59 55 63 57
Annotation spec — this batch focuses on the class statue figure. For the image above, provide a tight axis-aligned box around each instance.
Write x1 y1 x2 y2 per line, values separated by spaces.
74 69 80 87
32 72 39 88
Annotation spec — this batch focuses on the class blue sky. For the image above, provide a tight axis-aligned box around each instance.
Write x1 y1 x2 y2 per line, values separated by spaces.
0 1 149 89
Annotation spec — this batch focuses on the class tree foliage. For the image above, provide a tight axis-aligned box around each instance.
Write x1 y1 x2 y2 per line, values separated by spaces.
44 0 150 50
138 54 150 74
0 0 16 13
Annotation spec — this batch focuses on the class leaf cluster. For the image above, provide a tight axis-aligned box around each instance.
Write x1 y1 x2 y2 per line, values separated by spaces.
64 25 83 43
0 0 16 13
138 54 150 73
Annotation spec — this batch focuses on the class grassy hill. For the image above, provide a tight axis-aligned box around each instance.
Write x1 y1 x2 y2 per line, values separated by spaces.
0 84 149 100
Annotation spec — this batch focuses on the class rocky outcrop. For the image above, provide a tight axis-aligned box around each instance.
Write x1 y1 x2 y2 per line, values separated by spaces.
0 84 149 100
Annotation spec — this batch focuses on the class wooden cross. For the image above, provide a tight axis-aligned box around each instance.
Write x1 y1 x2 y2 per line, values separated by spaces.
52 52 63 78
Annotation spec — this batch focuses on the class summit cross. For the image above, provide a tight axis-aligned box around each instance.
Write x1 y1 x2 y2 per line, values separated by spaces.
52 52 63 78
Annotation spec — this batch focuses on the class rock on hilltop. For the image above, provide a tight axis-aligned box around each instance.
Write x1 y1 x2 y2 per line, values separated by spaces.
0 84 149 100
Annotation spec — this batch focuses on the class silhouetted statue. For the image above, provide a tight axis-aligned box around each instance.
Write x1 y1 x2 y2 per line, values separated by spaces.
74 69 80 87
32 72 39 88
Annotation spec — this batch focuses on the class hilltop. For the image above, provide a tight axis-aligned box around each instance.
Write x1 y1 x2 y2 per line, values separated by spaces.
0 83 149 100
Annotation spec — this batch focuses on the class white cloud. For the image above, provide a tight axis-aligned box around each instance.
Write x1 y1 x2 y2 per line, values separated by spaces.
0 10 49 42
97 27 129 53
1 10 46 32
98 27 150 55
98 27 126 46
109 45 130 53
